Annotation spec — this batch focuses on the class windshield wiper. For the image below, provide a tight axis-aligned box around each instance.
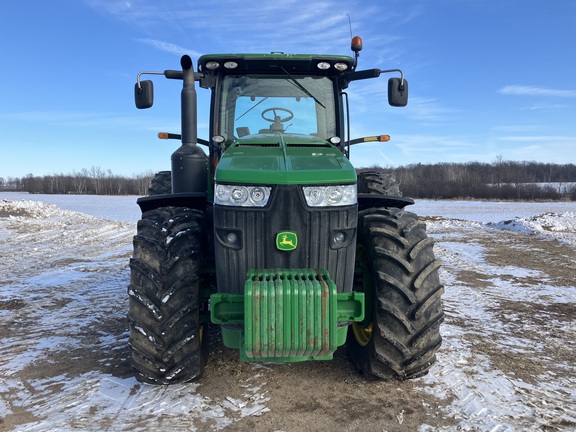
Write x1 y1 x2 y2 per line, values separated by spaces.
280 67 325 109
236 97 269 121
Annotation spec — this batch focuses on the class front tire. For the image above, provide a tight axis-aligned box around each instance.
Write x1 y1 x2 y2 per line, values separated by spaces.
128 206 208 384
348 207 444 379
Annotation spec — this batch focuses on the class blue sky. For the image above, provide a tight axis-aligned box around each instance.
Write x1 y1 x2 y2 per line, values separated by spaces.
1 0 575 179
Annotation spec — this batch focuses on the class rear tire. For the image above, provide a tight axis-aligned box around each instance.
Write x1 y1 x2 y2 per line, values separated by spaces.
148 171 172 195
357 170 401 196
128 206 208 384
348 207 444 379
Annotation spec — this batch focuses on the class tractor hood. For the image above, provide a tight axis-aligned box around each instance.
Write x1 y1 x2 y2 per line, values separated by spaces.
214 134 357 185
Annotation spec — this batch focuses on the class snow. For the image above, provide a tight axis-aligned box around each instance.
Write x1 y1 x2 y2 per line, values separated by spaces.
1 193 575 431
0 192 141 222
489 211 576 247
421 240 576 430
412 199 576 224
417 201 576 430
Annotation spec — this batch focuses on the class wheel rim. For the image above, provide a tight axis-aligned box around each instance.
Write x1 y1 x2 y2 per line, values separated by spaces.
352 322 373 347
352 244 374 347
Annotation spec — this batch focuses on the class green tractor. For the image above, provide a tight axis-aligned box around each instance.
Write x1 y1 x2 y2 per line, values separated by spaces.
129 37 444 384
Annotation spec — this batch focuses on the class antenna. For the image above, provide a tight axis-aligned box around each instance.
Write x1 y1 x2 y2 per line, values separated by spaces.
347 14 362 70
347 14 353 39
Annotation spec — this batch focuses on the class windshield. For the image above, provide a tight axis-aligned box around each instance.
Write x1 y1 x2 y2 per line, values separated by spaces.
219 74 337 142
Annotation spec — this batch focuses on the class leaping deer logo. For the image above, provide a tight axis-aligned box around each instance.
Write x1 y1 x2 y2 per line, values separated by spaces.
276 232 298 251
279 235 295 247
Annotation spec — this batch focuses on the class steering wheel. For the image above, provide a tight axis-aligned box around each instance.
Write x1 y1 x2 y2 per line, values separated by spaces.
261 107 294 123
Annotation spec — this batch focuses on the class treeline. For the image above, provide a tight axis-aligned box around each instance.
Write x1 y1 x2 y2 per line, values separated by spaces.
387 161 576 200
0 167 155 196
2 161 576 200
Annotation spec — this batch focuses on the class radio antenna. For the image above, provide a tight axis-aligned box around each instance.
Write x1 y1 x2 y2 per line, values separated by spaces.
347 14 362 70
346 14 353 39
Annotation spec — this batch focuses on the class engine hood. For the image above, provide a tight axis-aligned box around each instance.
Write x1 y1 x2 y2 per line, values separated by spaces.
214 134 357 185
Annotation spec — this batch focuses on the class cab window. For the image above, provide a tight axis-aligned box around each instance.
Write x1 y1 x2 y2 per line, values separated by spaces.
219 74 336 141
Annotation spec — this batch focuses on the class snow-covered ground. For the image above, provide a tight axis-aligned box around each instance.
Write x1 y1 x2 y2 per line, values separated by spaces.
1 193 575 431
421 216 576 431
0 192 141 222
412 199 576 224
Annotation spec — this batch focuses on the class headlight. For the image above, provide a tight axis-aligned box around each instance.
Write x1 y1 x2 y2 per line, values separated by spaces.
214 183 271 207
303 185 357 207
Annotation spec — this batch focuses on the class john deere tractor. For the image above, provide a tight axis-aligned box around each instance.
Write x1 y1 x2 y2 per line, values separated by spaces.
129 37 444 384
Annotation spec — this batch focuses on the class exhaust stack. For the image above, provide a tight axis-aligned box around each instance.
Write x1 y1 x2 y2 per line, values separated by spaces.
171 55 208 194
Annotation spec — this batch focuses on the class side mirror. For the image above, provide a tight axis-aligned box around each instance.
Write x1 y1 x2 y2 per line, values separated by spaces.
134 80 154 109
388 77 408 107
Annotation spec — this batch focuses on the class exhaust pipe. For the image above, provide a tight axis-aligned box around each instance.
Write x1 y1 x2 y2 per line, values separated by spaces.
171 55 208 194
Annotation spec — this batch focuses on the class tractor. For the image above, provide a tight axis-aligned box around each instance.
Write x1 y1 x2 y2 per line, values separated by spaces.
129 37 444 384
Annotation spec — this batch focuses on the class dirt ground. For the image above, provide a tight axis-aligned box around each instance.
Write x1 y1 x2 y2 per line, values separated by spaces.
1 204 575 431
199 329 452 431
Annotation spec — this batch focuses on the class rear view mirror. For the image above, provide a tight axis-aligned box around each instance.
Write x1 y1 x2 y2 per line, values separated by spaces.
388 77 408 107
135 80 154 109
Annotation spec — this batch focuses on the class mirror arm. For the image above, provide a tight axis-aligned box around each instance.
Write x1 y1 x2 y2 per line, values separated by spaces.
379 68 405 88
136 70 205 90
164 70 183 80
136 71 165 90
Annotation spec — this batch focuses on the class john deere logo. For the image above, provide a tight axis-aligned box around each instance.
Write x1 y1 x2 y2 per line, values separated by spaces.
276 232 298 251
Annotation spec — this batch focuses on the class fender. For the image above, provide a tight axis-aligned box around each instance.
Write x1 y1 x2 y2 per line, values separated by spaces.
137 192 207 213
357 193 414 211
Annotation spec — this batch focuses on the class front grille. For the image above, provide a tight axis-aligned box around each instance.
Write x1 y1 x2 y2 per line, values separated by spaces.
214 185 357 294
236 143 279 147
286 143 331 148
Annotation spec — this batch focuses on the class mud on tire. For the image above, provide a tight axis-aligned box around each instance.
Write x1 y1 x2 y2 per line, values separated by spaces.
128 206 208 384
348 207 444 379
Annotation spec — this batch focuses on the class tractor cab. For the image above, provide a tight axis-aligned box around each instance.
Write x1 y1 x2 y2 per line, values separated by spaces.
197 53 354 152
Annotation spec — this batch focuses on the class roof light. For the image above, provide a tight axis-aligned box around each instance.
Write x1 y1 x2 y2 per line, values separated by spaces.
334 62 349 71
205 61 220 70
351 36 363 53
224 61 238 69
317 62 331 70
